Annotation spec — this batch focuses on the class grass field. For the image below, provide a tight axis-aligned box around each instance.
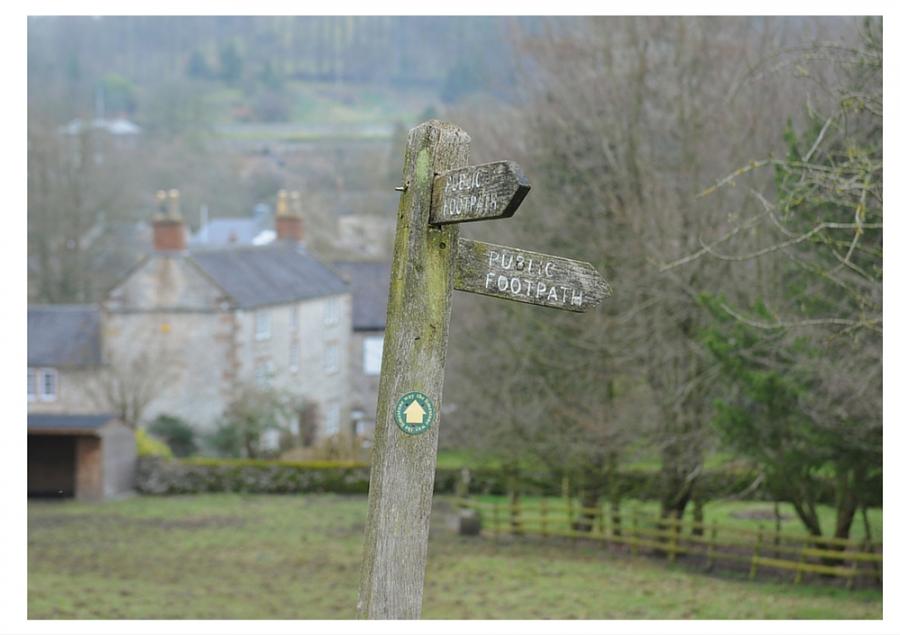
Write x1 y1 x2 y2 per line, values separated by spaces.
28 494 882 620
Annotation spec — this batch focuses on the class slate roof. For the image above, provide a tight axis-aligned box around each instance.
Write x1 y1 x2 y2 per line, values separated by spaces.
190 218 263 247
28 413 116 432
190 243 349 309
332 262 390 331
28 305 102 367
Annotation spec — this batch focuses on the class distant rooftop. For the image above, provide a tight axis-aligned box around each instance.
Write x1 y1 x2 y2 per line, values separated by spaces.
333 262 390 331
190 243 349 309
28 305 102 367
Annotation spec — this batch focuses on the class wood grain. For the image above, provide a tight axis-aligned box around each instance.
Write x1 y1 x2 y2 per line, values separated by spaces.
357 120 470 619
430 160 530 225
454 238 611 312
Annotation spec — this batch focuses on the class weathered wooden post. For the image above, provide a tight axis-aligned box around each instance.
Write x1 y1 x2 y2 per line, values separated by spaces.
357 120 468 620
357 119 611 619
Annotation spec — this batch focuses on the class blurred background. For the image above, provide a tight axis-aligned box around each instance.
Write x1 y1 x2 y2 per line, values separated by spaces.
26 16 882 620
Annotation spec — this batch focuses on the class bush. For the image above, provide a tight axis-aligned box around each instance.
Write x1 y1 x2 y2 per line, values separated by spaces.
148 415 197 457
134 454 859 505
136 428 173 459
136 456 369 495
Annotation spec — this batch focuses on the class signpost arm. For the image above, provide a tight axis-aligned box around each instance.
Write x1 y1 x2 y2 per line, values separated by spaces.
357 120 470 619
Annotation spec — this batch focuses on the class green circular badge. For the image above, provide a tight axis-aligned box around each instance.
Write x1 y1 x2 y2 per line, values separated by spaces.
394 391 435 435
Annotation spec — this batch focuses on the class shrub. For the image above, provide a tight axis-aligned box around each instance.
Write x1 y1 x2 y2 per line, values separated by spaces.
148 414 197 457
136 456 370 495
136 428 173 459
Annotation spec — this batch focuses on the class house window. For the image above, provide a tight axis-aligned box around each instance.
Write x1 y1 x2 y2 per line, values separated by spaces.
289 340 300 373
324 342 338 375
40 368 58 402
255 311 271 341
28 368 37 401
323 403 341 437
363 336 384 376
289 305 299 331
324 298 339 326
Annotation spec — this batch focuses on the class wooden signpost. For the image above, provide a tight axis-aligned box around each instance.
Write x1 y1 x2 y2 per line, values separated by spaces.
357 120 610 619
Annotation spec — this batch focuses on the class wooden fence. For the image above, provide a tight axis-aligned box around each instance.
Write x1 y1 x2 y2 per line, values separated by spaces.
455 498 882 588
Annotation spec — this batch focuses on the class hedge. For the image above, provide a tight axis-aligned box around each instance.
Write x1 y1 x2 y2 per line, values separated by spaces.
136 456 371 495
136 455 806 502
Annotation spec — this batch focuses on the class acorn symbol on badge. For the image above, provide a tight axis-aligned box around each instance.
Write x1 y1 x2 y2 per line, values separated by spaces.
394 392 435 435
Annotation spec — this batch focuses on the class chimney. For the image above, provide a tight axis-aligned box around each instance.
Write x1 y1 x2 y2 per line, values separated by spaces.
152 189 187 252
275 189 304 243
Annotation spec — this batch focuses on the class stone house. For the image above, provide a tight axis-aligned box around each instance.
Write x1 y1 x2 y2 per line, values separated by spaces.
102 190 353 444
332 262 390 441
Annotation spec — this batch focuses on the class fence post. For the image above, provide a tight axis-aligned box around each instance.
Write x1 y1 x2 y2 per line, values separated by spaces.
597 500 606 547
540 496 548 538
749 525 763 580
774 501 781 549
456 467 470 500
794 538 808 585
630 511 638 557
510 493 523 536
668 516 678 564
493 501 500 545
848 540 861 590
706 520 718 570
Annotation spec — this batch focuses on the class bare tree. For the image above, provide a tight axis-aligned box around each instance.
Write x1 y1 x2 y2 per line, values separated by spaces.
86 344 181 429
668 19 882 541
448 17 858 523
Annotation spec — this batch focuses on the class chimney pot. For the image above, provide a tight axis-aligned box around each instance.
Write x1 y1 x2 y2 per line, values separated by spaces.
152 188 187 251
275 189 303 243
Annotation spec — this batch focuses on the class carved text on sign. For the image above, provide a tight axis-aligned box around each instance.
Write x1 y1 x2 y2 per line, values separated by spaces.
430 161 530 225
454 238 611 313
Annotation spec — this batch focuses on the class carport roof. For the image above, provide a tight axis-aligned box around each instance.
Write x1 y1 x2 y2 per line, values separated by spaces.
28 305 102 367
28 413 117 432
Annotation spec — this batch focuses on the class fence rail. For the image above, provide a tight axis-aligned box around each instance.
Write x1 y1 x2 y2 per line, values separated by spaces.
456 498 882 588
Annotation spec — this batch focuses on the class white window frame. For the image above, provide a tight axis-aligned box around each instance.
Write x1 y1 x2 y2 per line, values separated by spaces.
324 342 339 375
324 297 339 326
289 340 300 373
39 368 58 402
255 310 271 341
363 336 384 376
28 368 37 402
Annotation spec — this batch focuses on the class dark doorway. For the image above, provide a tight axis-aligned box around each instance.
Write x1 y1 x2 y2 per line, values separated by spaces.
28 435 76 498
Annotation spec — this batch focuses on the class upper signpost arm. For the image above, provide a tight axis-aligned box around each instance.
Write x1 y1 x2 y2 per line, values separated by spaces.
430 160 530 225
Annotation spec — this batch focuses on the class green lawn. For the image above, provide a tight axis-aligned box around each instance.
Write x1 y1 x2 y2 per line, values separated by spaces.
28 494 881 619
